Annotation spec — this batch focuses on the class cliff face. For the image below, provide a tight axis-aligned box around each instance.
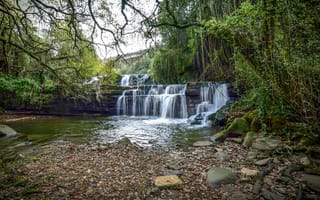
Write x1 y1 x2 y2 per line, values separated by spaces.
3 83 237 116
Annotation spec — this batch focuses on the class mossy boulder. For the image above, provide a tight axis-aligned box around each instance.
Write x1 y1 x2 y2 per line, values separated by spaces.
212 130 228 142
243 110 261 131
0 124 17 137
226 118 249 134
242 131 256 147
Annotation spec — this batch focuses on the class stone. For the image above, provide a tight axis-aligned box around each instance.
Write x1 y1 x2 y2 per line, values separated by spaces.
193 140 212 147
241 168 259 177
214 151 229 162
221 185 248 200
301 174 320 192
226 118 249 134
208 108 228 127
212 130 228 142
242 131 256 147
255 158 273 166
0 124 17 137
300 156 311 166
206 167 237 188
252 137 281 151
262 190 285 200
167 162 185 170
154 175 183 188
226 137 242 144
117 137 132 145
247 150 258 160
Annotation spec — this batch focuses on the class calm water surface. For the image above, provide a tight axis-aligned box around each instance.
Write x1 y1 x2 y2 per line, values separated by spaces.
0 116 213 155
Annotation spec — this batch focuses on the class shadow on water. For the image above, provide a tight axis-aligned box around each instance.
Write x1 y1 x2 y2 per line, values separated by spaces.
0 116 215 156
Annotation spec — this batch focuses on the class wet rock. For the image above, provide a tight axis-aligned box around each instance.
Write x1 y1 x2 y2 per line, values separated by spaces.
226 118 249 134
117 137 132 145
241 168 259 177
252 137 281 151
193 140 212 147
262 190 285 200
301 174 320 192
206 167 237 188
255 158 273 166
214 151 229 162
208 108 228 127
154 175 183 188
242 131 256 147
0 124 17 137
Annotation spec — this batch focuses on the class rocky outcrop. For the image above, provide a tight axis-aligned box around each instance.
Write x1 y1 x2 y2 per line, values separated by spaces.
0 124 17 137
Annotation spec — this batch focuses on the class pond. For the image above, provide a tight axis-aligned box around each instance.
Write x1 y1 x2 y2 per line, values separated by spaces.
0 116 214 156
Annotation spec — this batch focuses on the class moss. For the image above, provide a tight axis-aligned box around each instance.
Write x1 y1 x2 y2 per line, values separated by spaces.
226 118 249 134
212 130 229 142
242 131 256 147
243 110 261 131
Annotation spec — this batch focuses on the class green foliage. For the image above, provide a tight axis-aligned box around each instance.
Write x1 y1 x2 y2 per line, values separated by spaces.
0 73 56 108
204 0 320 136
151 48 194 83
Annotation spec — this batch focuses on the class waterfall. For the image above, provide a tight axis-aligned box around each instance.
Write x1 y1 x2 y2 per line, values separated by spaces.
120 74 151 86
190 83 230 126
117 75 229 121
116 83 188 118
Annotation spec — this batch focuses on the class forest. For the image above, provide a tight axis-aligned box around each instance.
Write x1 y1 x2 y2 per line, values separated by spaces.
1 0 319 140
0 0 320 198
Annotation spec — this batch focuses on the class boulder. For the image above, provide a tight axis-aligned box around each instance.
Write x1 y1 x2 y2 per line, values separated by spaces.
247 150 258 160
214 151 229 162
225 137 242 144
252 137 281 151
193 140 212 147
226 118 249 134
300 156 311 166
212 130 228 142
255 158 273 166
301 174 320 192
241 168 259 177
154 175 183 188
0 124 17 137
206 167 237 188
242 131 256 147
262 190 285 200
208 107 228 127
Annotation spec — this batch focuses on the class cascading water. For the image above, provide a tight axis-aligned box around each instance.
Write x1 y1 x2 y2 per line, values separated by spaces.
189 83 230 126
117 74 229 122
120 74 151 86
117 84 188 118
116 75 188 118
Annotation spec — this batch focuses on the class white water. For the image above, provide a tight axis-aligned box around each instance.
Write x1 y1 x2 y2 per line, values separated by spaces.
120 74 151 86
116 84 188 118
189 83 230 126
117 75 229 121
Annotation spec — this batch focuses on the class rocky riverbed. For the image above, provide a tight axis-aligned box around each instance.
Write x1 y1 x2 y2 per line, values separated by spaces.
1 136 320 199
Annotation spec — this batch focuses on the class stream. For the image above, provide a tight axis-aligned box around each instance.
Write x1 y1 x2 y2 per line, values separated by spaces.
0 115 214 156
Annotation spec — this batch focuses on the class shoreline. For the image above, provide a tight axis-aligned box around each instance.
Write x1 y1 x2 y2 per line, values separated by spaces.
1 137 319 199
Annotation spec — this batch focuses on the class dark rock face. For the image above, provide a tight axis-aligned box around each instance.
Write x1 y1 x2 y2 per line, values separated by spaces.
2 83 238 116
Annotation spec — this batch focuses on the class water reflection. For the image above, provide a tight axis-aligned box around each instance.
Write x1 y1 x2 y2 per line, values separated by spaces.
0 116 214 153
